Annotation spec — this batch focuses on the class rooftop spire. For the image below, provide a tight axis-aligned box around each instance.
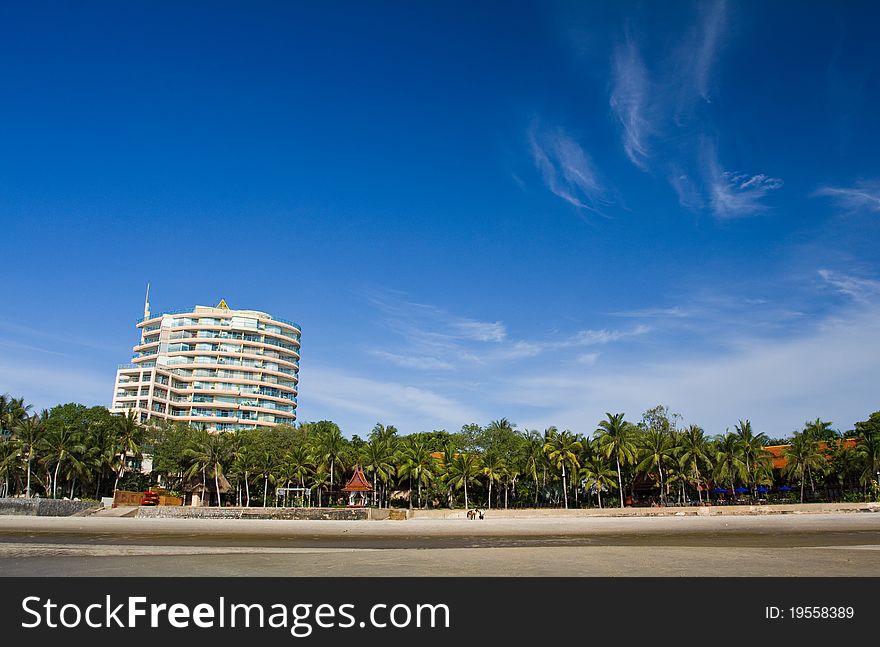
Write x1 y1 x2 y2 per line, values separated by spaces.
144 282 151 319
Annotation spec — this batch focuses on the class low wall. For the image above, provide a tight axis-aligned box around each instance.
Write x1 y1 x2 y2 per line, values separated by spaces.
136 506 372 520
0 498 102 517
408 502 880 519
113 491 184 507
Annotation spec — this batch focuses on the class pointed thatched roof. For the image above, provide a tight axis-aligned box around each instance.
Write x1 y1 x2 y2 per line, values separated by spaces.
341 464 373 492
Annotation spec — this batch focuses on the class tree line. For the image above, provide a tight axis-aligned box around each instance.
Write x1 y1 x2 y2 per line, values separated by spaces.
2 395 879 508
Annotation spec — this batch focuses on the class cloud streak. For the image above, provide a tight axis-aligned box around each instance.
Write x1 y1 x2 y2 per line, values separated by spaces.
528 125 606 211
366 289 649 370
610 37 651 169
507 301 880 437
814 180 880 213
704 144 783 218
818 269 880 303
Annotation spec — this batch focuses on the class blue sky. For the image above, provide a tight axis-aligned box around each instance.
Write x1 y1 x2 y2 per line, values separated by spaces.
1 1 879 438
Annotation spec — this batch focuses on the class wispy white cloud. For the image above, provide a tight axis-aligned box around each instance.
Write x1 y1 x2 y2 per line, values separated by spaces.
610 37 651 169
818 269 880 303
607 307 689 318
688 0 727 103
528 125 606 211
509 301 880 437
704 144 783 218
570 325 650 345
366 289 648 371
299 364 484 433
813 180 880 213
668 171 705 210
367 350 454 371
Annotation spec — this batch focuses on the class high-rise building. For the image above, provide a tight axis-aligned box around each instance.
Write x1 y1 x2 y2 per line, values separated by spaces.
110 291 300 431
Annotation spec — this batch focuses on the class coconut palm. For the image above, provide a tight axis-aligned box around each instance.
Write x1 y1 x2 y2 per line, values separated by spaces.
595 413 637 508
286 443 313 491
579 453 617 508
635 427 676 504
41 423 85 498
481 454 507 510
362 436 397 507
542 429 582 509
678 424 712 503
735 419 768 496
523 430 545 506
1 396 32 438
112 410 143 493
784 431 827 503
13 413 44 497
397 436 436 509
803 418 837 442
254 449 277 507
312 468 330 507
0 439 20 497
183 432 228 507
713 433 747 500
854 433 880 494
314 423 346 494
444 452 481 510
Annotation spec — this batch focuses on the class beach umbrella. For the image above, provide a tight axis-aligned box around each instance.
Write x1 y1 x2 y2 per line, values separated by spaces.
778 486 792 491
734 487 749 494
712 487 727 493
755 486 769 493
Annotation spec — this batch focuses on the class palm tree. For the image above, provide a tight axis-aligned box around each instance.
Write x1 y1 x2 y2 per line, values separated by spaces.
183 433 228 507
445 452 481 510
362 436 396 507
855 433 880 497
595 413 637 508
1 396 32 438
481 454 507 510
41 424 85 498
784 431 827 503
735 419 768 496
542 429 582 509
112 410 142 493
523 431 545 506
0 438 20 497
713 433 747 500
397 437 436 509
803 418 837 442
287 443 313 495
635 427 675 505
315 423 346 495
254 449 277 507
13 413 44 497
579 452 617 508
312 468 331 507
0 394 31 439
678 424 712 503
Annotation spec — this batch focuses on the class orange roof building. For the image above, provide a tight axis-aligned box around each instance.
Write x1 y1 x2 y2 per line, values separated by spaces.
764 438 859 470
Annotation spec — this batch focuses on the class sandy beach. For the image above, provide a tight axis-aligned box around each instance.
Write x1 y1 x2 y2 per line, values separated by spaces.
2 510 879 576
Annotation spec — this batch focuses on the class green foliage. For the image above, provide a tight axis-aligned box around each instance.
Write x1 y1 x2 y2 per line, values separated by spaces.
4 391 880 508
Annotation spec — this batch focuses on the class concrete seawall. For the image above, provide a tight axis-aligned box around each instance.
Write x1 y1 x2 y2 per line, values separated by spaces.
135 506 407 520
0 498 102 517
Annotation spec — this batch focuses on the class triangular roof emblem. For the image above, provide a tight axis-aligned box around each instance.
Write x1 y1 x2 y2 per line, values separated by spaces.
217 299 229 309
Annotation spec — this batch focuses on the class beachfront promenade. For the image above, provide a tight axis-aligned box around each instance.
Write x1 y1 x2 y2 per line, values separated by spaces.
1 505 879 576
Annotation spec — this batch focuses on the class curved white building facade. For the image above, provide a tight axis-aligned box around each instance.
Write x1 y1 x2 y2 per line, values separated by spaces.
110 299 300 431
